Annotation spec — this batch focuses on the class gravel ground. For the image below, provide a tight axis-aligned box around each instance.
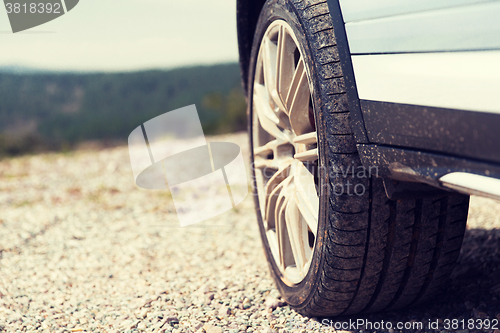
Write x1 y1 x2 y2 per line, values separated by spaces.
0 132 499 333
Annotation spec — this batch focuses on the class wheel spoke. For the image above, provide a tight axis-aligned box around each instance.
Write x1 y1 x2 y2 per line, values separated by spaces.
264 167 291 206
285 58 304 108
254 157 278 169
293 131 318 164
294 148 318 162
262 36 278 97
262 29 288 112
254 140 276 157
287 58 313 136
264 167 290 229
294 163 319 236
254 83 288 140
254 168 267 221
277 28 296 112
285 198 310 272
266 230 281 269
254 139 283 158
293 132 317 145
276 178 295 269
265 181 282 230
254 155 294 170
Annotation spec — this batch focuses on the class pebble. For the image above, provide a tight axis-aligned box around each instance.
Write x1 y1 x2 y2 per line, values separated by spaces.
491 284 500 297
218 306 231 317
260 328 277 333
203 323 223 333
265 297 285 311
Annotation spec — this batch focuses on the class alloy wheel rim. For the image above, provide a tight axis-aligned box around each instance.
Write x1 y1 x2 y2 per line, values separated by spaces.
252 20 320 285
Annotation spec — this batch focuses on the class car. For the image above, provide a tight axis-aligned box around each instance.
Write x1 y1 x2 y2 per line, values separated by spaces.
237 0 500 316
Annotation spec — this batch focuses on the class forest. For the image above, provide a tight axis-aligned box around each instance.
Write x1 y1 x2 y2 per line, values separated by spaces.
0 63 247 156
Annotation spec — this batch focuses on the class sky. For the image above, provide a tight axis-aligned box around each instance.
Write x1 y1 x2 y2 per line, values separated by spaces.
0 0 239 72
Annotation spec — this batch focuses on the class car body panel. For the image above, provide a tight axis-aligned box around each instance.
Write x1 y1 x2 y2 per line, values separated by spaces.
338 0 496 23
351 52 500 114
361 101 500 163
344 1 500 54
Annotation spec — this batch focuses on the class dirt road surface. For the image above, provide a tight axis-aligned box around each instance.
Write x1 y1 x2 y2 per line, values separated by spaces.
1 132 499 332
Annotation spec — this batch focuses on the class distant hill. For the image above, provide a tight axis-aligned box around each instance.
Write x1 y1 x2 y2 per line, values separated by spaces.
0 65 48 74
0 63 247 156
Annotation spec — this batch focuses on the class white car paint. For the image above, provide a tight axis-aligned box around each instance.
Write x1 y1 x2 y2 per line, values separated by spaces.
351 51 500 114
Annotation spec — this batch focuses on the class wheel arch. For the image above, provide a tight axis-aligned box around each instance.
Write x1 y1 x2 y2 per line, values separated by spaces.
237 0 267 95
237 0 369 143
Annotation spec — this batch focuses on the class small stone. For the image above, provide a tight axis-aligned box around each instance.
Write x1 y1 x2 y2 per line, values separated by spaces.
191 320 203 331
265 297 285 311
267 314 277 321
491 284 500 297
218 306 231 317
473 308 488 319
203 323 223 333
120 320 134 329
464 301 475 310
261 328 277 333
139 308 149 318
166 317 179 326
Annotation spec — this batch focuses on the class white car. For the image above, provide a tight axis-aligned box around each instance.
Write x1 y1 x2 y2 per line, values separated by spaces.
237 0 500 316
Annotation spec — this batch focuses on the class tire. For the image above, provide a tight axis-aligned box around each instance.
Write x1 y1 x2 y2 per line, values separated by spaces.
247 0 470 316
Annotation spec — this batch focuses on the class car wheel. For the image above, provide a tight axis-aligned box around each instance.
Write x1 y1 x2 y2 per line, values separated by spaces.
248 0 470 316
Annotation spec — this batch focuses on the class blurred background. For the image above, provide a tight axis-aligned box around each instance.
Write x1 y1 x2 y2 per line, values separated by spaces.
0 0 246 156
